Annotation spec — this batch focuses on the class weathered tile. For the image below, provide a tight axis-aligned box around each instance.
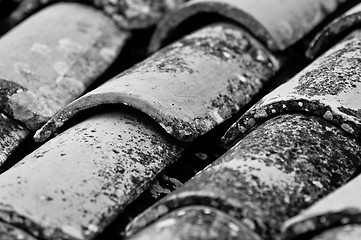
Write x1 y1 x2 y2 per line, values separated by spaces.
222 28 361 146
35 23 279 143
0 2 127 130
148 0 348 52
0 2 128 165
1 1 358 239
126 114 361 240
0 22 282 240
129 206 261 240
309 225 361 240
8 0 189 30
306 3 361 59
283 167 361 239
126 9 361 240
0 109 182 240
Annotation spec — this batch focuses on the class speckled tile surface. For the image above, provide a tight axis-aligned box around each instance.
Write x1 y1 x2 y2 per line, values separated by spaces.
0 1 360 240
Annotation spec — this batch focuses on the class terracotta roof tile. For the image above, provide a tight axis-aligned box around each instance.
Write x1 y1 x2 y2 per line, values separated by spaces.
283 159 361 239
126 114 361 240
34 23 279 143
148 0 348 52
0 1 360 240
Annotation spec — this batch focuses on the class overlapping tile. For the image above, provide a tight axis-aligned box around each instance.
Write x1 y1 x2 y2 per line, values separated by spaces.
125 114 361 240
35 23 279 143
0 3 126 130
0 2 127 165
222 29 361 146
148 0 349 52
306 2 361 59
283 165 361 240
0 22 282 239
7 0 189 30
281 7 361 238
125 4 361 239
0 109 182 240
309 225 361 240
0 0 360 239
129 206 261 240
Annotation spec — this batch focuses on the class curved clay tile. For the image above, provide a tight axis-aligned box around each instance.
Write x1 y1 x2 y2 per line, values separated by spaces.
222 29 361 146
125 114 361 240
0 109 183 240
0 1 359 239
283 167 361 240
309 225 361 240
0 3 126 130
34 23 280 143
148 0 348 52
306 3 361 59
129 206 262 240
0 23 280 240
7 0 189 30
0 3 127 165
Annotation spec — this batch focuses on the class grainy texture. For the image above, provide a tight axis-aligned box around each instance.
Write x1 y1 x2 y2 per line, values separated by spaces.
306 3 361 59
0 3 127 130
35 23 279 143
126 114 361 240
0 222 37 240
129 206 262 240
8 0 188 30
1 1 360 240
222 29 361 146
0 111 29 165
0 108 182 240
283 168 361 239
311 225 361 240
148 0 347 52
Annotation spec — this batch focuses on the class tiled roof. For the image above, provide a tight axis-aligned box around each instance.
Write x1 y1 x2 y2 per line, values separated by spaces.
0 0 360 240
